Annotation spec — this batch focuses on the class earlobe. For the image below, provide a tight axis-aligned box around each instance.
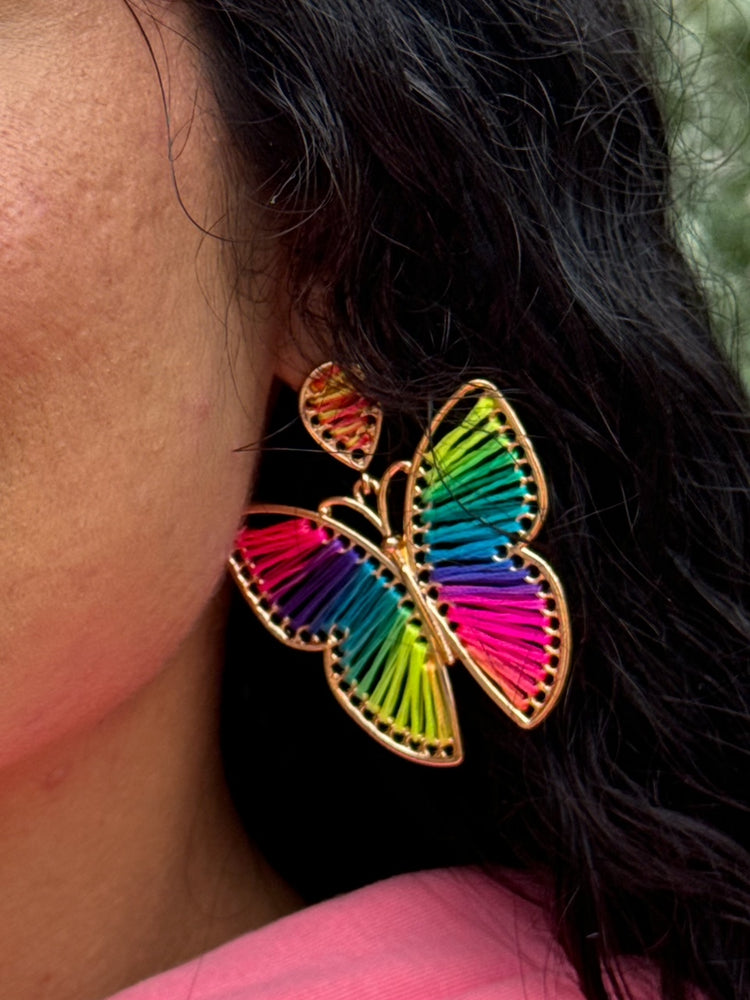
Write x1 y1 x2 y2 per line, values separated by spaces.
273 349 325 393
269 283 330 392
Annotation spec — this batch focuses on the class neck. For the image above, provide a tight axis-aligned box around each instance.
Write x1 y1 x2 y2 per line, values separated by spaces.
0 593 302 1000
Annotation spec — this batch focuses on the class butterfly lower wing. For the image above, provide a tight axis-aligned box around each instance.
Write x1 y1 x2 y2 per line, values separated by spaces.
428 545 570 727
230 506 462 764
404 382 571 728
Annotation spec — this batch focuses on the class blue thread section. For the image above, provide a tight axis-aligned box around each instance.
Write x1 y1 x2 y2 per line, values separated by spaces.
270 537 412 687
263 533 448 738
240 518 455 743
418 396 532 567
285 544 401 650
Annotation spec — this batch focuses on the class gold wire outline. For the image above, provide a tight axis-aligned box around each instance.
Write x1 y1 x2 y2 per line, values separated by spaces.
231 379 572 761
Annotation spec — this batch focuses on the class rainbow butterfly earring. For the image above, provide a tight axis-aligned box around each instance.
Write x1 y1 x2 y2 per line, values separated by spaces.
229 363 571 766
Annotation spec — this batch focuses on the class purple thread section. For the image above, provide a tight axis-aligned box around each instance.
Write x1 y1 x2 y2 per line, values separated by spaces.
278 545 358 628
236 519 354 631
432 560 522 584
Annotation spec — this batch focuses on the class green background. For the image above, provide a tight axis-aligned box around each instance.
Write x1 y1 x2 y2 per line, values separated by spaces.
671 0 750 372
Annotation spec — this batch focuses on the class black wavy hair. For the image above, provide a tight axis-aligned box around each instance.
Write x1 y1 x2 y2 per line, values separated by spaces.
168 2 749 998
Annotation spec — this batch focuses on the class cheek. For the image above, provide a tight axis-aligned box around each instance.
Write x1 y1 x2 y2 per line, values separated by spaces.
0 13 271 768
0 102 171 382
0 191 258 768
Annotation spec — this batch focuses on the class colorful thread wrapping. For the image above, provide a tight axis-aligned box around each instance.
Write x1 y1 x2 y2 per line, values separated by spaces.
301 364 381 468
415 394 557 710
230 378 570 765
235 519 456 752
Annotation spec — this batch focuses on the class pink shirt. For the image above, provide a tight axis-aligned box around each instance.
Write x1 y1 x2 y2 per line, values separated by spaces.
109 868 655 1000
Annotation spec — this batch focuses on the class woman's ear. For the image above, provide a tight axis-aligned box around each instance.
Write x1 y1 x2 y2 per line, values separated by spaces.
274 329 329 393
274 342 325 394
268 278 329 393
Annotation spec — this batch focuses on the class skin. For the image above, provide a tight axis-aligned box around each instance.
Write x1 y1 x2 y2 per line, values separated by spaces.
0 2 304 997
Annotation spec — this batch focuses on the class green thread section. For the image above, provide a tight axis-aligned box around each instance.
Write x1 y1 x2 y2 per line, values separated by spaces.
343 612 447 743
418 395 532 553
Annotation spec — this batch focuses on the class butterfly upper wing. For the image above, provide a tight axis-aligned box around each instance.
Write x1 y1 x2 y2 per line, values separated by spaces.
403 382 571 728
230 506 462 765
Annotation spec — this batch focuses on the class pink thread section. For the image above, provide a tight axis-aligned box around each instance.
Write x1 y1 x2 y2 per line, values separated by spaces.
443 586 551 708
235 519 329 599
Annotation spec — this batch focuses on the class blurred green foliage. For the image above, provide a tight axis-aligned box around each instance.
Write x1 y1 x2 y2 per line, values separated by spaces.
669 0 750 369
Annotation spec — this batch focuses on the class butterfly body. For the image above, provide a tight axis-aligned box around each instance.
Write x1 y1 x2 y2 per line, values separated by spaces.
230 374 571 766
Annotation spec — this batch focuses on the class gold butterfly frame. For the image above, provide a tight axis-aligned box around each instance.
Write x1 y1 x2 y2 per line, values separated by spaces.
230 363 571 765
